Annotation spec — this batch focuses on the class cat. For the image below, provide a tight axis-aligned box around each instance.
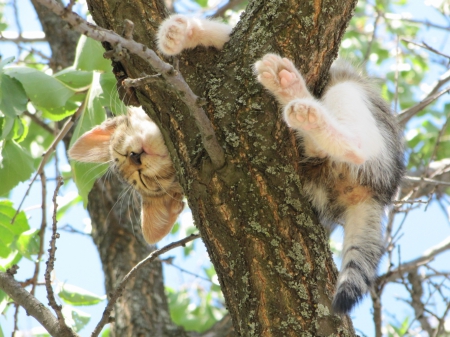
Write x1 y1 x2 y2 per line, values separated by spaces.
69 107 184 244
156 15 404 314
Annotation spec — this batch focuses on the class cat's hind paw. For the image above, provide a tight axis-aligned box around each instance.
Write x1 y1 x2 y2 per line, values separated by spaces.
157 15 192 56
254 54 311 105
283 98 324 131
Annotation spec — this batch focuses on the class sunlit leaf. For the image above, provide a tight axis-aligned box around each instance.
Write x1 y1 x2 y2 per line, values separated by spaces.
5 67 75 110
58 283 106 306
73 35 111 72
15 228 40 259
0 140 35 195
0 74 28 118
69 72 108 206
54 67 93 90
61 306 91 332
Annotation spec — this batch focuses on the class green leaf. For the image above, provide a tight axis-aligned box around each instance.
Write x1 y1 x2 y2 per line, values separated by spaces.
61 306 91 332
0 57 14 71
0 201 30 268
195 0 208 7
0 116 15 140
99 72 126 115
10 116 29 142
101 327 110 337
5 67 75 110
0 250 21 271
15 228 40 259
0 201 30 235
166 287 225 333
69 72 108 206
54 68 93 90
0 74 28 118
73 35 111 72
0 140 35 195
58 283 106 306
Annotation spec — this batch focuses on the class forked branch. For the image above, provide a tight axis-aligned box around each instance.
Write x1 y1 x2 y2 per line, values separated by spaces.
34 0 226 169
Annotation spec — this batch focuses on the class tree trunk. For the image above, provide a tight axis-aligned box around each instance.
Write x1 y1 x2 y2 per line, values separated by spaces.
86 0 358 335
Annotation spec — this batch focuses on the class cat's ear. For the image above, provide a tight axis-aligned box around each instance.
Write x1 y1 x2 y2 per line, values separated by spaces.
68 119 117 163
141 193 184 244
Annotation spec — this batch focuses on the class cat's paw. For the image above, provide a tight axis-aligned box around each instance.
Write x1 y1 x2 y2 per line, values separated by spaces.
283 99 324 131
254 54 310 104
157 15 192 56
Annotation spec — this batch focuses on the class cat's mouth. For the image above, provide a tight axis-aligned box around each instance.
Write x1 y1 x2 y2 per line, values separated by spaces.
137 170 149 190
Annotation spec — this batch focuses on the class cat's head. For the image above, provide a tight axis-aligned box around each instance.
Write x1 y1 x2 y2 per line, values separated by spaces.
69 107 184 243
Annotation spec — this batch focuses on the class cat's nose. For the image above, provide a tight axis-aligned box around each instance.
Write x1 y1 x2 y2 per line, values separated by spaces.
129 152 142 165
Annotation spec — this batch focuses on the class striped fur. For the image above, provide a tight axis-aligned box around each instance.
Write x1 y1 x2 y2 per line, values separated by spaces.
254 54 404 314
69 107 184 244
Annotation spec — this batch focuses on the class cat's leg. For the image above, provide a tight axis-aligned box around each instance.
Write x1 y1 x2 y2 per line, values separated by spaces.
254 53 312 106
284 99 366 164
157 15 232 56
333 201 384 313
141 192 184 244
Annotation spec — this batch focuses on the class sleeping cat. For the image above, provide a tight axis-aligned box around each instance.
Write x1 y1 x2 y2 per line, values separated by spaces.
156 15 404 314
69 107 184 244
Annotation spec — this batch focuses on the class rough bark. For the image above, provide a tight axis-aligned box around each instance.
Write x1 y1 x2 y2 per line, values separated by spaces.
86 0 358 336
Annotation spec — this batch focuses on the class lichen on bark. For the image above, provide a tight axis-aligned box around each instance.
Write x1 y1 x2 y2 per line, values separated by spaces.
85 0 359 335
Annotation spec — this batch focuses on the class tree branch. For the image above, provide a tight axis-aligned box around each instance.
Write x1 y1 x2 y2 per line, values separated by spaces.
379 236 450 284
0 271 80 337
33 0 226 169
397 85 450 126
91 233 201 337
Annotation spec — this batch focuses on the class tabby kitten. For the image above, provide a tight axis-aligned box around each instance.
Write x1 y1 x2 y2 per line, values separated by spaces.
156 15 404 314
69 107 184 244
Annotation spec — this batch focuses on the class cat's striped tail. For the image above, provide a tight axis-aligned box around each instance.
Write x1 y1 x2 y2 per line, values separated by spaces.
332 201 385 314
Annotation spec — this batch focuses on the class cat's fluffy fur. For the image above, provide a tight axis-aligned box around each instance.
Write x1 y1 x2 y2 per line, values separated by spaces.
69 107 184 244
155 15 404 314
70 15 404 314
253 55 404 313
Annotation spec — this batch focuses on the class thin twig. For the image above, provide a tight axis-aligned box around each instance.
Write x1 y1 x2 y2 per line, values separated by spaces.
23 110 55 134
379 236 450 284
12 303 20 337
378 12 450 33
433 301 450 337
363 12 381 64
44 176 68 332
122 19 134 39
397 86 450 126
403 176 450 187
33 0 226 170
161 258 212 283
28 172 48 295
11 101 85 224
402 38 450 60
90 233 201 337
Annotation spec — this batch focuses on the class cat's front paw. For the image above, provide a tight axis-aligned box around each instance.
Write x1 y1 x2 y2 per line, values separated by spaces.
254 54 311 105
284 99 324 131
157 15 192 56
